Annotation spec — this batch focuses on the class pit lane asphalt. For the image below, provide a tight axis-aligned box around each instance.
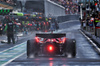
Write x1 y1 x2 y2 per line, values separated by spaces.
3 20 100 66
0 32 36 52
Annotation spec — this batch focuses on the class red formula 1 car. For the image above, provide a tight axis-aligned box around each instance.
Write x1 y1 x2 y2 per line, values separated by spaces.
27 33 76 58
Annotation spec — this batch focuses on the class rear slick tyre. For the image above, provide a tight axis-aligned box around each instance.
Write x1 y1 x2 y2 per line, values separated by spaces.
27 39 37 58
66 39 76 58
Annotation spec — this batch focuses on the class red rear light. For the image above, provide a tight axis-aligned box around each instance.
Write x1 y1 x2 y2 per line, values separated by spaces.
63 38 66 43
49 46 52 50
35 37 39 42
35 37 44 43
48 45 54 52
51 39 54 42
48 39 50 41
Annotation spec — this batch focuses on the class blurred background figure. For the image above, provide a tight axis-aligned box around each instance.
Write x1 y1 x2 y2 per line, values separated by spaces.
50 19 56 32
6 18 15 44
23 25 28 35
0 21 3 36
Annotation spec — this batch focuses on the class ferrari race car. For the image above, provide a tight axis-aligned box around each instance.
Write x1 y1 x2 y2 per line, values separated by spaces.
27 33 76 58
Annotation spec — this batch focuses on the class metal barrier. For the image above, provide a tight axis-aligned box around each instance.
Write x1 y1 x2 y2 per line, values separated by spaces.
57 15 79 23
86 26 95 35
86 26 89 31
96 27 100 37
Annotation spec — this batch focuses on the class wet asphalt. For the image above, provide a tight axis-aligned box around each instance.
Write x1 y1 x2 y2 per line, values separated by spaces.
4 20 100 66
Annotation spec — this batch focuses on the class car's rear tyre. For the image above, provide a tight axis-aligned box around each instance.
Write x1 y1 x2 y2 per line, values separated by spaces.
65 39 76 58
27 39 38 58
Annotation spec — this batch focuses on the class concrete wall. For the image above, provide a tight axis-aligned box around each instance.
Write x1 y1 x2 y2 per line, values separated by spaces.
18 0 65 17
44 0 65 17
57 15 79 23
25 1 44 13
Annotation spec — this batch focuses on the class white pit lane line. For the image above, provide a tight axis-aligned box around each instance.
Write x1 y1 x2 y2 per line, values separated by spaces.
79 30 100 53
2 52 26 66
0 42 27 66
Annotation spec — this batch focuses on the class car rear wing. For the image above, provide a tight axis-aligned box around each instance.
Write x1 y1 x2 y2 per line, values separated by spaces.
36 33 66 38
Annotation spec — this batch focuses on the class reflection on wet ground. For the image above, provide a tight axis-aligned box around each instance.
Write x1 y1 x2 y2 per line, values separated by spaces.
7 20 100 66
